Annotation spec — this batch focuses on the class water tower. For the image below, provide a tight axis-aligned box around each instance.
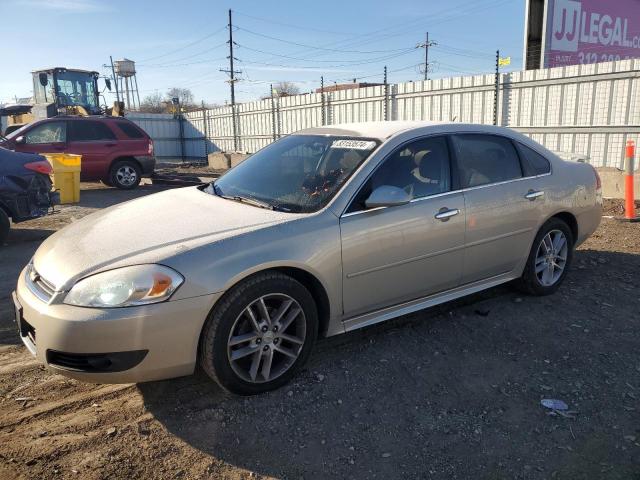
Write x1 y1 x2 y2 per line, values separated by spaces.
114 58 141 110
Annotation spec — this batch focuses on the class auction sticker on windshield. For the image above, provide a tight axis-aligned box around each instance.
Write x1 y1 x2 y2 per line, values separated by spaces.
331 139 376 150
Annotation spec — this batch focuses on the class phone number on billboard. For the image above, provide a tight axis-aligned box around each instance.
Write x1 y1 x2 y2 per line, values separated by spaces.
577 52 635 64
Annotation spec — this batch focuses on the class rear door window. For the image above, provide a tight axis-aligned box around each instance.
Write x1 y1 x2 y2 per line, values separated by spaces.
68 121 116 142
451 134 522 188
517 143 551 176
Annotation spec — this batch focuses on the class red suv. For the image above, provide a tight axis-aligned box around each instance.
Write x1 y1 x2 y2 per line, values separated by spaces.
1 116 155 189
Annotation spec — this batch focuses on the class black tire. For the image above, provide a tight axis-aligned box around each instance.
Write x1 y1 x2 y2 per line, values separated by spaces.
109 160 141 190
0 208 9 245
101 177 114 187
199 272 318 395
517 217 574 296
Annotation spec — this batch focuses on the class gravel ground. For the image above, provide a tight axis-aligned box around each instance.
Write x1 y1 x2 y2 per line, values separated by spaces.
0 186 639 480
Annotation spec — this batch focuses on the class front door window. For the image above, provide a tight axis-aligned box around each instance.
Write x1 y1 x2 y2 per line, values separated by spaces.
24 122 66 144
347 135 452 213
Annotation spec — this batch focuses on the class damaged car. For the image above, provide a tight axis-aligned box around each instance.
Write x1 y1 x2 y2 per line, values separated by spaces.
0 146 59 244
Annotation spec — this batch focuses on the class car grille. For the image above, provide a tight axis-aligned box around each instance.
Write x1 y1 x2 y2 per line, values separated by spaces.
25 263 57 303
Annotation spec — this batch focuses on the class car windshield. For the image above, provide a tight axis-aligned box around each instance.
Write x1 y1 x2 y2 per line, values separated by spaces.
210 135 379 213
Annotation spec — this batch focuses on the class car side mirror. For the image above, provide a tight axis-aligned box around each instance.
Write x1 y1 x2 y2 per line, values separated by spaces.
38 73 48 87
365 185 411 209
15 136 26 145
105 78 112 91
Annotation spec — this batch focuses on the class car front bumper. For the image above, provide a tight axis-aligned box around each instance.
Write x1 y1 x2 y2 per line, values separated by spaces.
14 267 221 383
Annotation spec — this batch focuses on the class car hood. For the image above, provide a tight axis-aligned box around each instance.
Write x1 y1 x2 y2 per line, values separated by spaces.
33 186 301 290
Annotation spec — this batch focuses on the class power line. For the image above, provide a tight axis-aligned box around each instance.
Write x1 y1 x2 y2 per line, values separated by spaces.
139 57 228 69
138 41 229 67
138 25 227 62
241 0 512 68
236 44 415 64
233 10 351 36
239 49 415 70
334 0 514 51
235 26 418 54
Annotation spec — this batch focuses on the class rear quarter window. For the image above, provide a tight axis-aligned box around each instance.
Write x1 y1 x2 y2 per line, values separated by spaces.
115 121 145 139
517 143 551 176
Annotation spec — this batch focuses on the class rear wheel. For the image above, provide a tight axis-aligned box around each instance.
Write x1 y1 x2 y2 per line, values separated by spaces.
0 209 9 245
110 160 141 190
517 218 574 295
199 272 318 395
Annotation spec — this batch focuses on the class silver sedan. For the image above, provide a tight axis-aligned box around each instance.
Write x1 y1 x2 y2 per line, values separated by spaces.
13 122 602 395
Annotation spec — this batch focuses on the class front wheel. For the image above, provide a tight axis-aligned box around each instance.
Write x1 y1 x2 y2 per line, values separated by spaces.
517 218 574 295
110 160 141 190
199 272 318 395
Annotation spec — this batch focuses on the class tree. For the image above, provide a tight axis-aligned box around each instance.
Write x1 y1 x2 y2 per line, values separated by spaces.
139 92 166 113
272 81 300 97
167 87 195 109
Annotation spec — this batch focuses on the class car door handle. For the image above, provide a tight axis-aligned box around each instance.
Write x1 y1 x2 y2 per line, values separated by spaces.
434 208 460 221
105 143 117 147
525 190 545 201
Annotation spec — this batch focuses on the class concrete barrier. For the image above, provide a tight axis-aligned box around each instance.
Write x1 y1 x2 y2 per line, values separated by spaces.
229 153 248 168
207 152 230 170
207 152 248 170
597 168 640 199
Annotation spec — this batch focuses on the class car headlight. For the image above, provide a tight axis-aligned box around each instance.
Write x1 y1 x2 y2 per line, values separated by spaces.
64 264 184 308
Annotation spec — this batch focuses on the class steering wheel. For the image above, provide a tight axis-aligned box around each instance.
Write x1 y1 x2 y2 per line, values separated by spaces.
302 168 345 197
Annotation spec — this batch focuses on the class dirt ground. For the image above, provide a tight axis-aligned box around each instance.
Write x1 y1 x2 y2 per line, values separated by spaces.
0 186 639 480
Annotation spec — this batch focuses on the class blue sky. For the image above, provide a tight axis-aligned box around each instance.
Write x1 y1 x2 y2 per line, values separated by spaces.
0 0 524 106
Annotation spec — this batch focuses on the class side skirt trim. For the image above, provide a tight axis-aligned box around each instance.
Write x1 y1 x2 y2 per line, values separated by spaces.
342 272 516 333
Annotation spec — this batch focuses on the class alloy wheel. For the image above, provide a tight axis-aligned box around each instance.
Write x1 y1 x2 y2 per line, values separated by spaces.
535 229 568 287
116 165 138 187
227 294 306 383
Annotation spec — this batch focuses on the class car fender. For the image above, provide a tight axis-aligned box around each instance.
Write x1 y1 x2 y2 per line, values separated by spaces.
165 211 344 326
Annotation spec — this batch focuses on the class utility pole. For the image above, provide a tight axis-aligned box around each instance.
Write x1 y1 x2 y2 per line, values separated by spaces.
109 56 120 104
383 66 388 121
494 50 500 126
201 100 209 157
220 9 242 151
416 33 437 81
320 76 325 126
270 84 277 141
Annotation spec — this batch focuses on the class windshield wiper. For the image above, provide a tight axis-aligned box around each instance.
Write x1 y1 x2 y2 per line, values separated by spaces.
232 195 273 210
210 182 291 212
217 192 274 210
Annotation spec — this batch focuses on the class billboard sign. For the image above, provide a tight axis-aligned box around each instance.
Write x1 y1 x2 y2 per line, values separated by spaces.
544 0 640 68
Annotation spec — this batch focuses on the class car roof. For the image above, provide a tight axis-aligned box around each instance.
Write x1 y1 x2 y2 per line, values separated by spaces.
39 115 129 122
294 121 517 141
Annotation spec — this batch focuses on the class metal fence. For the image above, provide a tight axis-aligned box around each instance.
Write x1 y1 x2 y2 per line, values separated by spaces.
126 113 206 162
140 59 640 168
